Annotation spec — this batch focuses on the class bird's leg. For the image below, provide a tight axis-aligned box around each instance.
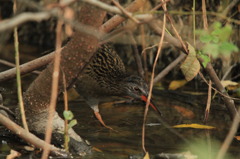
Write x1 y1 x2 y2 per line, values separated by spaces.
87 99 114 131
93 111 113 130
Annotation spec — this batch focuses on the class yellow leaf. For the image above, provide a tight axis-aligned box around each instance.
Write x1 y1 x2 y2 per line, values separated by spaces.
173 124 215 129
180 43 200 81
169 80 188 90
221 80 238 88
143 152 150 159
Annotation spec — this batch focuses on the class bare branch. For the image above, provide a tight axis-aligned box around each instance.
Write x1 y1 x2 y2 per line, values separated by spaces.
0 113 69 158
0 51 55 82
81 0 122 15
0 12 52 32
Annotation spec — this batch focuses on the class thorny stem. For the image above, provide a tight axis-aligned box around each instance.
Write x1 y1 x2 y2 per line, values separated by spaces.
13 0 29 132
41 18 63 159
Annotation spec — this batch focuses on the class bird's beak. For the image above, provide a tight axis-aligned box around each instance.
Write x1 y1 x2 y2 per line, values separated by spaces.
141 95 162 116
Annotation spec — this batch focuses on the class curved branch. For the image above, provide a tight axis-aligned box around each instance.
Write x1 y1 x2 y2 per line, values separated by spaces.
0 113 69 158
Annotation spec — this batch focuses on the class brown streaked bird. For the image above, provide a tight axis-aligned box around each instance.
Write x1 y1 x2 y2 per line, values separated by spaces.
75 44 161 130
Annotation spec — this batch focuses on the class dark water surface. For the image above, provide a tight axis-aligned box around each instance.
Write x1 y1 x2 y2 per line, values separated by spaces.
1 84 240 159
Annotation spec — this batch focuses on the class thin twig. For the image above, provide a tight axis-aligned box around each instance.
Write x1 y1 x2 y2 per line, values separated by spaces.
201 0 208 30
0 0 145 82
204 80 212 123
192 0 196 46
151 0 170 11
0 59 40 75
149 19 238 119
222 0 240 17
13 0 29 132
216 107 240 159
139 11 148 81
100 0 146 33
41 18 63 159
166 14 188 53
142 0 167 153
198 72 240 101
112 0 140 24
154 53 186 84
62 71 69 151
0 51 55 82
0 114 69 157
81 0 122 15
128 32 144 78
0 12 52 32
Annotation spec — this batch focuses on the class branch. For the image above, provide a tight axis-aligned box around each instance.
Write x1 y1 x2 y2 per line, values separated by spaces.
0 113 69 158
0 51 55 82
149 19 238 119
0 0 146 82
0 12 53 32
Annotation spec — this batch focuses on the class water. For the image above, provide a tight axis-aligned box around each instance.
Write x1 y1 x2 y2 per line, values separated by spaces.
0 65 240 159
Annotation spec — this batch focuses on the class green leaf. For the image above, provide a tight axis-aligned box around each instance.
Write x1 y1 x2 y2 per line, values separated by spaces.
203 43 219 58
180 43 200 81
200 34 213 43
211 28 222 36
212 36 219 43
219 42 239 55
197 52 210 68
212 22 221 30
68 119 77 129
63 110 74 120
219 25 232 42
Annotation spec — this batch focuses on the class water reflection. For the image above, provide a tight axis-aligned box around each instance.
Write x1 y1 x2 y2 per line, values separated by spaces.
0 89 240 159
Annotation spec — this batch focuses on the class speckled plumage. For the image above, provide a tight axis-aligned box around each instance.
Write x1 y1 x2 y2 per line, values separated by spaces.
75 45 149 127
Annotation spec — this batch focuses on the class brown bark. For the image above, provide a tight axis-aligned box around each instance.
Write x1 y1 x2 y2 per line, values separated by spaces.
19 0 146 154
23 3 108 116
0 0 147 82
0 114 69 158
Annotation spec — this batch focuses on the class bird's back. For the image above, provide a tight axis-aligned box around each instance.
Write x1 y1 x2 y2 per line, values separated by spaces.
75 45 126 98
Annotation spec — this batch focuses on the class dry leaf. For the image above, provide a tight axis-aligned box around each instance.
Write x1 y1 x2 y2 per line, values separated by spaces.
143 152 150 159
173 105 195 119
221 80 238 88
180 43 200 81
168 80 188 90
173 123 215 129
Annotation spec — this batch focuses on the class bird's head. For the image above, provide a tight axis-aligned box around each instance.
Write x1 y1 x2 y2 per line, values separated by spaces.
121 75 161 115
122 75 148 99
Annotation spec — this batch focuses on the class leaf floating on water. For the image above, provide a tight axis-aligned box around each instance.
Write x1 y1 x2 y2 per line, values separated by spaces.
173 105 195 119
221 80 238 88
168 80 188 90
143 152 150 159
180 43 200 81
173 123 215 129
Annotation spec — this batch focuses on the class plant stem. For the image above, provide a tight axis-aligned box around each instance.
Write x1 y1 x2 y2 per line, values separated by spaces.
13 0 29 132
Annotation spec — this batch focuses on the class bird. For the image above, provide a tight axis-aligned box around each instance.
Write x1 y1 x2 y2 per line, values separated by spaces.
75 44 161 130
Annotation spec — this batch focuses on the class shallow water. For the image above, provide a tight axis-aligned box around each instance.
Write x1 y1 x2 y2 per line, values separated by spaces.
0 74 240 159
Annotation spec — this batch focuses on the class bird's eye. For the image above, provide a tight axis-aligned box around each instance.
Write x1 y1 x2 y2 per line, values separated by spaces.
133 87 140 92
